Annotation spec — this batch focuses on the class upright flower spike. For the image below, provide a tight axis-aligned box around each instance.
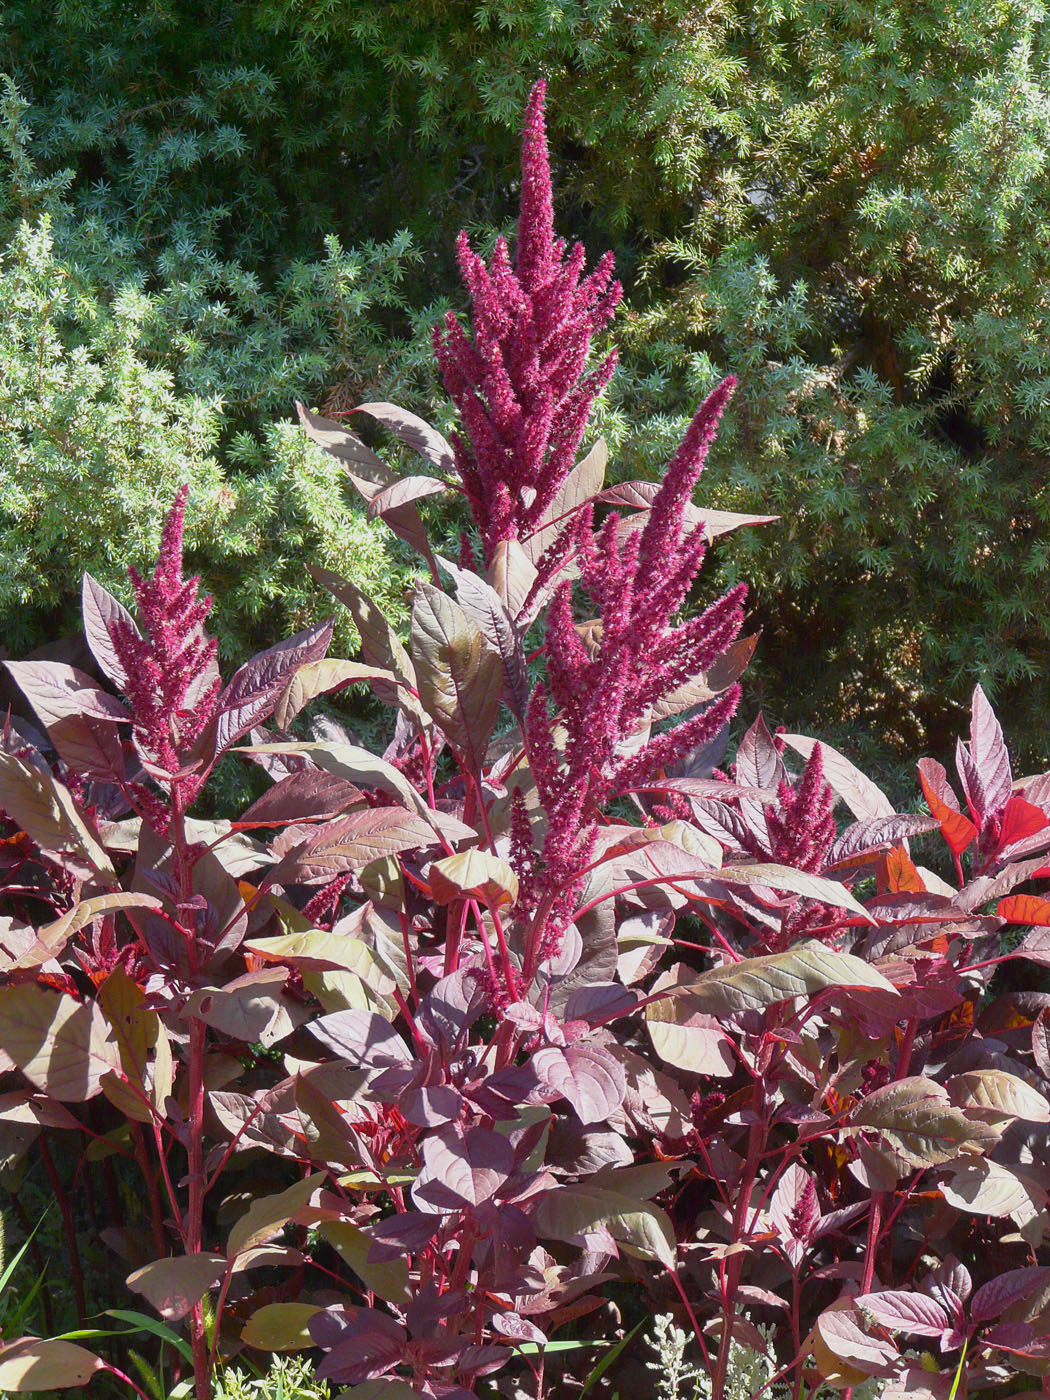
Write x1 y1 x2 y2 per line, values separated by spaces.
434 80 622 560
524 379 747 961
112 486 220 795
738 742 839 950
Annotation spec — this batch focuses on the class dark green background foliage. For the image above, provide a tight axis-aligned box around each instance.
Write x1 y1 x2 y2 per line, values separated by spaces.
4 0 1050 779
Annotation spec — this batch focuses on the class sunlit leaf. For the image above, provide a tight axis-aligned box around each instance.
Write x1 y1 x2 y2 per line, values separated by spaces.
0 986 121 1101
0 1337 102 1389
430 849 519 908
126 1254 227 1321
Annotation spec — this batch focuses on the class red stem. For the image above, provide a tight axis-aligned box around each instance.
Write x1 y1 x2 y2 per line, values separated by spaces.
860 1192 884 1296
37 1133 86 1324
711 1116 764 1400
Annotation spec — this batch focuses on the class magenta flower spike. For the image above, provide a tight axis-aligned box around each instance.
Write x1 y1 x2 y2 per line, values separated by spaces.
525 378 747 959
762 743 837 874
434 80 622 560
112 486 220 793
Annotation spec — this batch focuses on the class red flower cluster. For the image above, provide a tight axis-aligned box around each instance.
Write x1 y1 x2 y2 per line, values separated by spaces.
112 486 219 800
523 379 747 957
434 81 621 560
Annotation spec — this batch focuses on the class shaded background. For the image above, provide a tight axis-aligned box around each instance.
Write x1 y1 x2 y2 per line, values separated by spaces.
4 0 1050 794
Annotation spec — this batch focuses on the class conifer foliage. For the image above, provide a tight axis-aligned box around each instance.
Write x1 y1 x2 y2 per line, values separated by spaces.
0 75 1049 1400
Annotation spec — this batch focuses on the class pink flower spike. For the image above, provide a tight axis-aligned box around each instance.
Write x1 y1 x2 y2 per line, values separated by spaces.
434 80 621 559
112 487 220 792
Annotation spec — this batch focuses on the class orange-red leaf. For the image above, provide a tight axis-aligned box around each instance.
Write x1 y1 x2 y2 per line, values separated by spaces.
881 846 925 893
997 894 1050 926
997 796 1049 850
918 769 976 856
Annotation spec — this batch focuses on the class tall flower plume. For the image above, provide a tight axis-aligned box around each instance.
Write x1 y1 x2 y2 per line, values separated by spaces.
434 80 622 560
523 379 747 959
112 486 220 798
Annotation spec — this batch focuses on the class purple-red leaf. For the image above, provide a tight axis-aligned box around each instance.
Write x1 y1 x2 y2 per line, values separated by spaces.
768 1164 819 1267
0 1337 104 1389
971 1266 1050 1325
854 1289 951 1338
531 1043 626 1124
354 402 456 474
1033 1008 1050 1078
366 1213 444 1261
81 572 138 690
825 814 939 870
237 769 364 827
814 1306 899 1371
414 1127 514 1211
310 1010 410 1067
967 684 1013 819
782 733 894 820
126 1254 227 1321
214 623 334 754
368 475 449 519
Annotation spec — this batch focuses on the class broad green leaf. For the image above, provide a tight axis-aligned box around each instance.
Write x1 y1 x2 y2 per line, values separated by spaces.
246 930 395 997
318 1221 411 1304
125 1254 227 1321
664 942 896 1019
410 583 501 773
302 968 382 1015
98 967 157 1078
227 1172 326 1258
849 1076 1000 1167
0 1337 103 1389
940 1157 1045 1223
430 850 519 908
335 1384 421 1400
228 1246 305 1274
3 894 160 972
944 1069 1050 1122
0 754 112 875
714 864 874 922
152 1021 174 1110
275 660 400 729
645 997 734 1077
185 969 292 1044
534 1184 676 1269
99 1070 154 1124
0 986 121 1101
305 565 427 725
241 1302 321 1352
